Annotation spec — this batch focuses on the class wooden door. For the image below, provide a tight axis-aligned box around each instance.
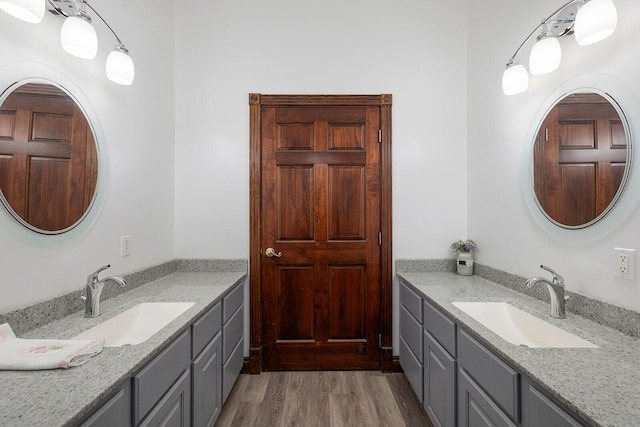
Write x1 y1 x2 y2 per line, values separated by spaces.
249 94 392 372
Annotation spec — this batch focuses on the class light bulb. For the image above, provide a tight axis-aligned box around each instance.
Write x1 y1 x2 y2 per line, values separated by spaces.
106 47 135 85
60 15 98 59
529 36 561 75
575 0 617 46
0 0 44 23
502 61 529 96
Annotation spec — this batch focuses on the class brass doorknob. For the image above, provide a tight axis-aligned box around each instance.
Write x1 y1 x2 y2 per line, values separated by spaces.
265 247 282 258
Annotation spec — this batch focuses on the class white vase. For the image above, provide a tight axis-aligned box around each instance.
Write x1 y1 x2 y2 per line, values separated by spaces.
456 252 474 276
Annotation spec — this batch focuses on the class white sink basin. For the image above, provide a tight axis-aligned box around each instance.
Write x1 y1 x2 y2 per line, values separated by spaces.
74 302 195 347
451 302 597 348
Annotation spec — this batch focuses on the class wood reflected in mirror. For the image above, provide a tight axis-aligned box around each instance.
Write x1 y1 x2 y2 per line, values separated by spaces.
0 83 97 233
533 93 628 228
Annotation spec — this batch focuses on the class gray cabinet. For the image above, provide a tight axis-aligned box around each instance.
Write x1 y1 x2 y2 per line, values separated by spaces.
398 277 588 427
523 382 584 427
423 329 456 427
134 330 191 425
458 367 517 427
77 280 245 427
399 280 424 401
457 328 519 426
222 282 244 402
139 369 191 427
192 302 222 427
423 298 457 427
457 329 519 422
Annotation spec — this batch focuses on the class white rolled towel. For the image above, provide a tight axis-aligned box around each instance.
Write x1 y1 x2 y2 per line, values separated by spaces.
0 323 104 370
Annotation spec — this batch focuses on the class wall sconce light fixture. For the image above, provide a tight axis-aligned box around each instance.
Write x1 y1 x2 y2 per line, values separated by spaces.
502 0 617 96
0 0 135 85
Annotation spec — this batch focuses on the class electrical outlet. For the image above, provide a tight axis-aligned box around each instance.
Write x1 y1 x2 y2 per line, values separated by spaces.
614 248 635 280
121 235 130 257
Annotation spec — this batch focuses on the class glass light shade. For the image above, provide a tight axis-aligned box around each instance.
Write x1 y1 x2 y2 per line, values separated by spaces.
106 49 135 85
529 37 562 75
574 0 617 46
60 16 98 59
502 62 529 96
0 0 45 23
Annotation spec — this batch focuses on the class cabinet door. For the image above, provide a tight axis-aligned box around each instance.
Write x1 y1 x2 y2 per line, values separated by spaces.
222 336 244 402
400 337 423 402
192 332 222 427
79 381 131 427
424 330 456 427
458 368 517 427
139 369 191 427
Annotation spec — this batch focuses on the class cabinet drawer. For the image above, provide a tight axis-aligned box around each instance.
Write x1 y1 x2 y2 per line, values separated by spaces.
133 329 191 424
192 301 222 357
223 282 244 323
222 336 244 403
223 303 243 362
457 328 519 421
400 305 423 360
424 299 456 356
400 337 423 402
400 280 423 323
527 385 583 427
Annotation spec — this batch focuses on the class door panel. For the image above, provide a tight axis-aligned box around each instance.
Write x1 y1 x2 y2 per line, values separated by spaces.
276 266 315 340
328 166 365 240
328 265 365 340
261 104 380 370
277 166 314 240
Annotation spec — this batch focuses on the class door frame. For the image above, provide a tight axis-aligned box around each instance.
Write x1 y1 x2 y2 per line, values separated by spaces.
248 94 392 373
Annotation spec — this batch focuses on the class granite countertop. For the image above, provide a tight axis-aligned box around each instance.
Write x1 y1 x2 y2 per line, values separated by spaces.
0 271 246 427
397 271 640 427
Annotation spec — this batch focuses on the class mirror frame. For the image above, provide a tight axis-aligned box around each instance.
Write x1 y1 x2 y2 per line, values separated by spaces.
522 74 640 240
0 62 108 243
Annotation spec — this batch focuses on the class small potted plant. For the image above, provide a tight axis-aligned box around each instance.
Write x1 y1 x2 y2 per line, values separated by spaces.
450 238 476 276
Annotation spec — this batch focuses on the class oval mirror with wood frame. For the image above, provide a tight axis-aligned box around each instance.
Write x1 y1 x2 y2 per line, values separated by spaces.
0 82 98 234
532 92 631 229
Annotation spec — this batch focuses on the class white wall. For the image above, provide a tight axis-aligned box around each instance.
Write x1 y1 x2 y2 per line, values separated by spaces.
0 0 176 312
467 0 640 311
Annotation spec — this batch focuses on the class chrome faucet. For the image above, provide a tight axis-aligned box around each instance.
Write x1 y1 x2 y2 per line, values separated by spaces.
81 264 127 318
525 265 568 319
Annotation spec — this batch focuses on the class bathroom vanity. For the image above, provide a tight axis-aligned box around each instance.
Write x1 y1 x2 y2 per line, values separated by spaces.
399 270 640 427
0 268 246 427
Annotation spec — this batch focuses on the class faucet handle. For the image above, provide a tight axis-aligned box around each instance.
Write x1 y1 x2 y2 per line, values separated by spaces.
540 265 564 286
87 264 111 284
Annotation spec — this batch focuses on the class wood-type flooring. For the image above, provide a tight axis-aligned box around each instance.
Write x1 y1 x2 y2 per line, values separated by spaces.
215 371 433 426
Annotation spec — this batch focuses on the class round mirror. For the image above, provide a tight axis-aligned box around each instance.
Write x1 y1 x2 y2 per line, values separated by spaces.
532 92 631 229
0 81 99 234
